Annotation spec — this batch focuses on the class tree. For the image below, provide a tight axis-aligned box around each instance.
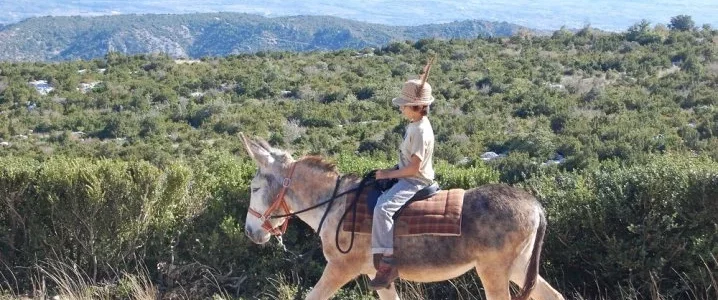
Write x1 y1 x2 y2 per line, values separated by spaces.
669 15 695 31
627 20 661 45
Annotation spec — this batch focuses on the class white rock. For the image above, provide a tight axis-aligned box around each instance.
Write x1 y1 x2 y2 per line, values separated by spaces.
480 151 505 161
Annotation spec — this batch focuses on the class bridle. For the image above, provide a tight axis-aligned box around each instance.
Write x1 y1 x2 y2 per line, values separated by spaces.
246 162 376 254
247 163 297 236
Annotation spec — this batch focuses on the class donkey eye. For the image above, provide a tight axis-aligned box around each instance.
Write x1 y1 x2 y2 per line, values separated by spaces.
251 187 260 192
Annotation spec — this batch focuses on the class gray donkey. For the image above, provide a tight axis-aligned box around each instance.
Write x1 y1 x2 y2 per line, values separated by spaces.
241 134 564 300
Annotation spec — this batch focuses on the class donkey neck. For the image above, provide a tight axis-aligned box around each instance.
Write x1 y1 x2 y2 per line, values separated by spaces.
285 172 360 233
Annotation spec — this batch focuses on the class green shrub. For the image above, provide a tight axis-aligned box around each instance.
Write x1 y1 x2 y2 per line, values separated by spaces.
0 156 213 286
525 154 718 299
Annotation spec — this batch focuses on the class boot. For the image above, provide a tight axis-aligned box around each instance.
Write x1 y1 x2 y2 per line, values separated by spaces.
369 256 398 290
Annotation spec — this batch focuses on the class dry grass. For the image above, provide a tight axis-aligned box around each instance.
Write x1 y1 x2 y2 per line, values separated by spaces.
389 264 716 300
33 260 101 300
4 255 715 299
262 274 301 300
116 271 158 300
29 261 158 300
0 260 161 300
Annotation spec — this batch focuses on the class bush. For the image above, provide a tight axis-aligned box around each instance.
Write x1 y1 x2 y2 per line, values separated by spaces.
0 157 214 289
524 154 718 299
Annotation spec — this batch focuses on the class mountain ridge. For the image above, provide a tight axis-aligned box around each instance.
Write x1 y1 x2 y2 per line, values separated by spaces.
0 12 537 62
1 0 715 31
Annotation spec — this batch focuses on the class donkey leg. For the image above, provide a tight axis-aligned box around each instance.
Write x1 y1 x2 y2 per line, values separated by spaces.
476 264 511 300
509 252 564 300
531 276 565 300
509 273 565 300
305 262 359 300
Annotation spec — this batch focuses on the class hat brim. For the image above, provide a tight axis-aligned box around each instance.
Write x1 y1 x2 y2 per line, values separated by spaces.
392 96 434 106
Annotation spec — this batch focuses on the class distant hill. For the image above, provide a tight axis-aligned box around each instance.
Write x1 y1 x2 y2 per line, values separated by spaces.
0 13 535 62
1 0 716 32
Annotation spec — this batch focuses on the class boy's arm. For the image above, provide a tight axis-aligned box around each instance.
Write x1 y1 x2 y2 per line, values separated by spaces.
376 155 422 179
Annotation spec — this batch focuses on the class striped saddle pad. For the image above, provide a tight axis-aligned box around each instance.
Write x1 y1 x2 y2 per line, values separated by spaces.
341 189 465 236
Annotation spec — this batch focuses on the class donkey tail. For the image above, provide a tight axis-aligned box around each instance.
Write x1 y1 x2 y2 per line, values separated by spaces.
513 210 546 300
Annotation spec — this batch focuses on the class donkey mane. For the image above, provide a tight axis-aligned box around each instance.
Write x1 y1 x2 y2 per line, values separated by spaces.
298 155 338 174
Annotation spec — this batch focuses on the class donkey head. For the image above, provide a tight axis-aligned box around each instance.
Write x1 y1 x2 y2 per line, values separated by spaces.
240 133 295 244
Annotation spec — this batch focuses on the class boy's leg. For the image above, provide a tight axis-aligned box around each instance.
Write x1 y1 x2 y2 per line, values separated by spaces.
369 179 422 290
371 179 423 255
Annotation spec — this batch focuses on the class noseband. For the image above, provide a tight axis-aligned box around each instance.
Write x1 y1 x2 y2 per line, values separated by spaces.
247 163 297 236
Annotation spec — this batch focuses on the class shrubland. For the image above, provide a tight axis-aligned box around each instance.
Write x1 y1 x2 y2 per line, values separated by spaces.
1 17 716 299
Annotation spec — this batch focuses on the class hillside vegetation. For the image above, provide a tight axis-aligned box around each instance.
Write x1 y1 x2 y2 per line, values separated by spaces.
0 13 529 62
0 16 717 299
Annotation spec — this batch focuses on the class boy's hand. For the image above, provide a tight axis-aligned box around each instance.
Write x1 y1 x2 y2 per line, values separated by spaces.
375 169 388 179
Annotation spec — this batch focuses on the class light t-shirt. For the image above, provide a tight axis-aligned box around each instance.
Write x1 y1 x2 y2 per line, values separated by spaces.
399 116 435 185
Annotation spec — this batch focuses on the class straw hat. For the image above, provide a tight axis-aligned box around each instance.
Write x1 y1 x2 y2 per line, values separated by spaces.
391 79 434 106
391 56 436 107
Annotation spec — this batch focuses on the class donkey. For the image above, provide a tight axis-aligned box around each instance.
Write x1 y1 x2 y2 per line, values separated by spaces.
241 134 565 300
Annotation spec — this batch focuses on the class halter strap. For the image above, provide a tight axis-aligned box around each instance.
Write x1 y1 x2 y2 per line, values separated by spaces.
247 163 297 236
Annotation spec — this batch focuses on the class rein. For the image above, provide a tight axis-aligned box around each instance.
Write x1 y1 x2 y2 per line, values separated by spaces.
268 179 358 222
335 173 375 254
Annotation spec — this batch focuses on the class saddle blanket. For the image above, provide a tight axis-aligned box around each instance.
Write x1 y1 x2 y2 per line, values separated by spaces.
342 189 465 236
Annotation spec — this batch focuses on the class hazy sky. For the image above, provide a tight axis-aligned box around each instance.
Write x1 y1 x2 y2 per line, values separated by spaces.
1 0 716 31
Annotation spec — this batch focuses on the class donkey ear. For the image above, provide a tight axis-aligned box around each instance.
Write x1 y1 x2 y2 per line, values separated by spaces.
239 132 254 157
239 132 274 167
